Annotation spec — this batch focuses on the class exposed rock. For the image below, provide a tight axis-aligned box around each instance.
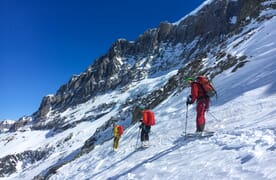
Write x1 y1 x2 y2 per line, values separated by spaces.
30 0 265 130
0 149 51 177
9 116 32 132
0 120 15 133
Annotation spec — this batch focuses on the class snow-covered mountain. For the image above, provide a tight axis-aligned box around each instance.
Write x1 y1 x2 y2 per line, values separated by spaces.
1 0 276 179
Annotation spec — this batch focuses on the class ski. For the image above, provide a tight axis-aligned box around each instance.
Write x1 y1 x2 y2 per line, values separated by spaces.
134 146 149 152
181 131 214 138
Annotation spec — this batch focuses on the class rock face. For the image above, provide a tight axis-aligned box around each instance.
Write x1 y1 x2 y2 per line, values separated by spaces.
30 0 267 126
0 120 15 133
0 149 51 177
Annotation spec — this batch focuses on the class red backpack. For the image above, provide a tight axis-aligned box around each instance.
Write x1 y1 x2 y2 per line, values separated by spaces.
142 110 155 126
117 125 124 136
197 75 217 98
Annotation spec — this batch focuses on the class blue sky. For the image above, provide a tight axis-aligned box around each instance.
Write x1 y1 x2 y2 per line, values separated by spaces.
0 0 205 120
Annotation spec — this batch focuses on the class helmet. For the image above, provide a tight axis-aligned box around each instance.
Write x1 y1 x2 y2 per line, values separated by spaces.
185 77 194 83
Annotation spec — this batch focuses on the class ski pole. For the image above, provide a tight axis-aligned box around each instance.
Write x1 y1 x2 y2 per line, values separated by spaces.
184 104 188 136
208 111 219 121
135 127 141 149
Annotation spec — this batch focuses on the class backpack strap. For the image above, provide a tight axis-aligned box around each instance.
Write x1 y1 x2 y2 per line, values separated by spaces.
197 81 218 99
195 82 209 99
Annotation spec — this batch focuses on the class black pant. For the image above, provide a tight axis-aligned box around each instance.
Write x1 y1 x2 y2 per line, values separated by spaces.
140 124 151 142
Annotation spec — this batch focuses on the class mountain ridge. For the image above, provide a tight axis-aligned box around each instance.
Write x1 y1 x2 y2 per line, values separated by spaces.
0 0 275 179
28 0 269 127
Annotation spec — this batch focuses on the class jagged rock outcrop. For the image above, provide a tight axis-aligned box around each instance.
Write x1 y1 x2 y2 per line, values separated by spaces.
0 149 51 177
9 116 32 132
0 120 15 133
30 0 233 125
32 0 268 127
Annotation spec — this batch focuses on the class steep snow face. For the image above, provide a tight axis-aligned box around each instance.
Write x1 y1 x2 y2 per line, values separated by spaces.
46 16 276 180
174 0 215 25
1 69 179 179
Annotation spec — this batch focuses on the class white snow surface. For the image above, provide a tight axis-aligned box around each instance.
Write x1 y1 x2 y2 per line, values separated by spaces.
1 5 276 180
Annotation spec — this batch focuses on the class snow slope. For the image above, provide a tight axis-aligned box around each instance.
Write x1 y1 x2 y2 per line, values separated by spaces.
45 15 276 180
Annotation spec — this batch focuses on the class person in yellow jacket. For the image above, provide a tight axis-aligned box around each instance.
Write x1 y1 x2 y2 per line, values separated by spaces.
113 123 123 151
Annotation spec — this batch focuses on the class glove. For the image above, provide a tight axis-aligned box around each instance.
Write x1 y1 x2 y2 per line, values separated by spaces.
186 95 193 105
186 100 193 105
140 123 147 131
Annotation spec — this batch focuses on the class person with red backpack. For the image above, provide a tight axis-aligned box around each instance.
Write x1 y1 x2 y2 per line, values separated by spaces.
139 106 155 147
113 123 124 151
185 76 216 132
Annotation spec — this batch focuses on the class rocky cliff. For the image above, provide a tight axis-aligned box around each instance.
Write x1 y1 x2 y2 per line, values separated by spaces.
30 0 270 129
